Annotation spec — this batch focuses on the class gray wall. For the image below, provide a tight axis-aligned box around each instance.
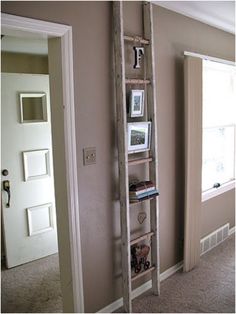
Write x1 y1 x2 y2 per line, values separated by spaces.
2 1 235 312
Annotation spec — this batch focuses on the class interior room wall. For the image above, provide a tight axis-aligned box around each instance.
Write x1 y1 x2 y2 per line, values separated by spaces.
201 190 235 237
1 52 48 74
1 2 235 312
151 3 235 271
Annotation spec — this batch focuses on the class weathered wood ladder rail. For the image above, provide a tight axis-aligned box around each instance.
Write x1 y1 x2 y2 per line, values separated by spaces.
113 1 160 312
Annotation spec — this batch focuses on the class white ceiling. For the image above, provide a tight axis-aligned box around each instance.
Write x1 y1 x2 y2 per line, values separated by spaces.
154 1 235 34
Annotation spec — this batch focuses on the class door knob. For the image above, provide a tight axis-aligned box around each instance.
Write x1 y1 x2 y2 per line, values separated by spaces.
3 180 10 208
2 169 9 176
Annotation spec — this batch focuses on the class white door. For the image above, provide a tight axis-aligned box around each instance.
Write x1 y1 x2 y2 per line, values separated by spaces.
1 73 58 268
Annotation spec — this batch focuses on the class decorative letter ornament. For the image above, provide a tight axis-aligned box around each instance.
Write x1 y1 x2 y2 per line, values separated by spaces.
133 47 144 69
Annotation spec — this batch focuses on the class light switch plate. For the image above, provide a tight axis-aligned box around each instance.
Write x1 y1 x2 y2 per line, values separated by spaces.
83 147 96 165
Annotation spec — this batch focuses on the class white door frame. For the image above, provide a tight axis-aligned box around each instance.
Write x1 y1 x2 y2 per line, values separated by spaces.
1 13 84 313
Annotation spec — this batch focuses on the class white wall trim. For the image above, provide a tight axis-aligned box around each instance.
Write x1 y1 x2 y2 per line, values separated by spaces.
229 226 235 236
60 25 84 314
184 51 235 66
1 13 71 37
97 261 183 313
202 181 235 202
1 13 84 313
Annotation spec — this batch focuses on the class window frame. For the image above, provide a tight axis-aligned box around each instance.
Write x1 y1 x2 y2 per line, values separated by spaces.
201 59 236 200
202 180 235 202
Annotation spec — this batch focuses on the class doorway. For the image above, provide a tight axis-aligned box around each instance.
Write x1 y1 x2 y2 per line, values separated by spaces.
1 13 84 313
1 35 62 312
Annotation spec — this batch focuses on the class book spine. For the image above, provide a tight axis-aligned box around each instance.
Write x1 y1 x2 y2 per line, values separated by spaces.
130 187 155 195
130 192 159 203
129 190 159 200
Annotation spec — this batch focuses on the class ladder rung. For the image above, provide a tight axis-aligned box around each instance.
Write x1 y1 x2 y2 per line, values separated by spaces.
131 266 155 282
126 78 151 85
128 157 153 166
124 35 150 45
130 231 155 246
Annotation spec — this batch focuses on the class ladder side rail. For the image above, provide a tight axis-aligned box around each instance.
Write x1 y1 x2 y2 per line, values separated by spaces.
113 2 132 312
143 1 160 296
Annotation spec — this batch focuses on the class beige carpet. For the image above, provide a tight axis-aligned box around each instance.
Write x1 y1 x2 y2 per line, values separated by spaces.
1 235 235 313
1 253 62 313
117 234 235 313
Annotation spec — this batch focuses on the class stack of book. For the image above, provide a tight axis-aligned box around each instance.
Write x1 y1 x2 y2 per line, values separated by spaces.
129 180 159 203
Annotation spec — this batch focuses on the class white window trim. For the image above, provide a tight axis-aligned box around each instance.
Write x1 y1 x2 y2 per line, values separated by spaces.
184 51 235 66
202 180 235 202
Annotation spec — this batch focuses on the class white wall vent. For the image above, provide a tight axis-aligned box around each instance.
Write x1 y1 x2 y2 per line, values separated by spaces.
200 223 229 256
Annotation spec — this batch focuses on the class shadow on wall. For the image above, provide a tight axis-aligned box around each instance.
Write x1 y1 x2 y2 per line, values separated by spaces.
174 55 185 261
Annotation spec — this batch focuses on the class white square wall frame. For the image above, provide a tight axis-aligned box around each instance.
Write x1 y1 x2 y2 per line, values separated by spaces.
27 203 54 236
20 92 48 123
23 149 50 181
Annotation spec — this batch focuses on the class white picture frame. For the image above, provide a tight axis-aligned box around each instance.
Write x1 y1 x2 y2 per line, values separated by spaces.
129 89 144 117
19 92 48 123
27 203 54 236
127 122 151 153
23 149 51 181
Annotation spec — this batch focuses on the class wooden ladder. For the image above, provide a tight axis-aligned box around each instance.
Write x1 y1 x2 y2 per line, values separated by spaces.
113 1 160 313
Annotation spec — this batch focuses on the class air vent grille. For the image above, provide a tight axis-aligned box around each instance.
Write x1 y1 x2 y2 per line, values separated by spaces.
200 223 229 256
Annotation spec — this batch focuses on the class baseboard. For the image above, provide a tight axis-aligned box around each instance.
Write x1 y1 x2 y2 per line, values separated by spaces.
229 226 235 235
160 260 183 282
97 260 183 313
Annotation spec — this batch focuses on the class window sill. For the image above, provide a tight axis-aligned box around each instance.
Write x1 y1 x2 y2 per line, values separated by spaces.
202 181 235 202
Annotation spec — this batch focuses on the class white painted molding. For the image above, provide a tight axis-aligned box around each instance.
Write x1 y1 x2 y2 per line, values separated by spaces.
1 13 70 37
202 181 235 202
60 25 85 314
27 203 54 236
1 13 84 313
160 260 183 282
97 261 183 313
229 226 235 236
184 51 235 66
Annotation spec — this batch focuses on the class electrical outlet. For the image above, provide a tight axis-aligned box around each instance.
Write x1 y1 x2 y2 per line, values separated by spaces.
83 147 96 165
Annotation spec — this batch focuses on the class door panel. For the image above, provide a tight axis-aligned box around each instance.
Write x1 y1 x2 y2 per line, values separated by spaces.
1 73 58 268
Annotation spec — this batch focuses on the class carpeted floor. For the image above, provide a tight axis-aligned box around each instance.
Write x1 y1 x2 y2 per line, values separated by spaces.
1 235 235 313
116 234 235 313
1 253 62 313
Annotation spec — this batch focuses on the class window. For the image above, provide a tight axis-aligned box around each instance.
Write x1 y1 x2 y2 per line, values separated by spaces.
202 60 236 192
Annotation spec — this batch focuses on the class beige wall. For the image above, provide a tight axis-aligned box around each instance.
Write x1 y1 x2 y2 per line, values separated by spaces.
2 52 48 74
152 3 235 271
201 190 235 237
2 1 235 312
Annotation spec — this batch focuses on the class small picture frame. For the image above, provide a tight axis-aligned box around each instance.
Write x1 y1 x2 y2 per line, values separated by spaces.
129 90 144 117
19 92 48 123
127 122 151 154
